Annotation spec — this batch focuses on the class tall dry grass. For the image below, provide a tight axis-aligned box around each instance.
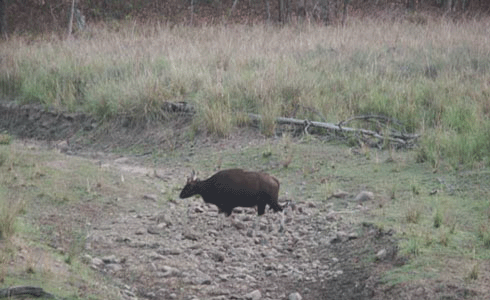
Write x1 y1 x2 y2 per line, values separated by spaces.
1 18 490 166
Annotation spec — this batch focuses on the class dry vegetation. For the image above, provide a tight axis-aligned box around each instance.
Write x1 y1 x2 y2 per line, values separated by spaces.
1 17 490 167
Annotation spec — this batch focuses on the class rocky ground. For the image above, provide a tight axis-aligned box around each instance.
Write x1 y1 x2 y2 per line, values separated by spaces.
75 155 399 300
3 100 480 300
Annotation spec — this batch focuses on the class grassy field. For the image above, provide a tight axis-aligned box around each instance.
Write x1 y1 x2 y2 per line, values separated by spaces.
1 17 490 297
1 18 490 168
0 142 121 299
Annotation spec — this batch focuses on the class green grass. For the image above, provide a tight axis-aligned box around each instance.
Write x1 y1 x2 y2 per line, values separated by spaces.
0 143 137 299
2 19 490 166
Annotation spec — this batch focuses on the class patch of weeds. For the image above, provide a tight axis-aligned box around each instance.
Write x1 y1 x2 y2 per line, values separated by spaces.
0 194 26 240
405 203 422 224
65 230 87 265
466 263 479 281
262 149 273 158
0 133 12 145
444 212 457 233
433 208 443 228
422 230 434 247
404 238 420 256
0 152 6 167
411 179 420 196
390 182 398 200
259 100 280 137
438 230 449 247
196 91 233 138
477 222 490 248
319 180 338 200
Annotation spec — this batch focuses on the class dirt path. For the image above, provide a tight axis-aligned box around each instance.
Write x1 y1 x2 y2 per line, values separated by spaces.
72 154 398 300
0 101 434 300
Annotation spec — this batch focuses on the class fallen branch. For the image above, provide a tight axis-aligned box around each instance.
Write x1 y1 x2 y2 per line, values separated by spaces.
248 113 419 145
160 101 420 147
338 114 404 128
0 286 55 298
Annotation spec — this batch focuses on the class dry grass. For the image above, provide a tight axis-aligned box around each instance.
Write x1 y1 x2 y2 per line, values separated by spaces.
1 18 490 164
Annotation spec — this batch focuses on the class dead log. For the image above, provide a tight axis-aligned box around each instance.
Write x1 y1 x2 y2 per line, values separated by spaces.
0 286 55 298
247 113 419 146
161 101 419 147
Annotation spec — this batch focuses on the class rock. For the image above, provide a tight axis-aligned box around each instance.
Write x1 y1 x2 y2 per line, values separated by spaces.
115 236 131 243
209 251 225 262
241 215 253 222
376 248 387 261
355 191 374 202
56 140 69 153
158 248 182 255
147 226 163 235
244 289 261 300
121 289 136 297
101 255 118 264
159 266 181 277
414 287 425 297
131 241 160 249
233 207 244 214
143 194 158 201
106 263 123 272
218 274 229 282
233 221 247 230
332 190 349 199
148 251 165 260
152 213 172 226
348 232 358 240
330 231 347 244
194 206 205 213
91 257 104 268
192 270 212 285
135 228 146 235
81 254 92 264
114 157 129 164
326 211 341 221
183 231 200 241
208 229 219 236
288 292 302 300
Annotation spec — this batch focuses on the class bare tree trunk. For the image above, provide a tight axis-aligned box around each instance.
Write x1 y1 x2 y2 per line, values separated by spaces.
67 0 75 38
446 0 453 11
407 0 415 11
190 0 194 25
0 0 6 38
321 0 330 25
278 0 284 23
230 0 239 16
264 0 271 22
296 0 306 21
286 0 291 23
341 0 348 27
